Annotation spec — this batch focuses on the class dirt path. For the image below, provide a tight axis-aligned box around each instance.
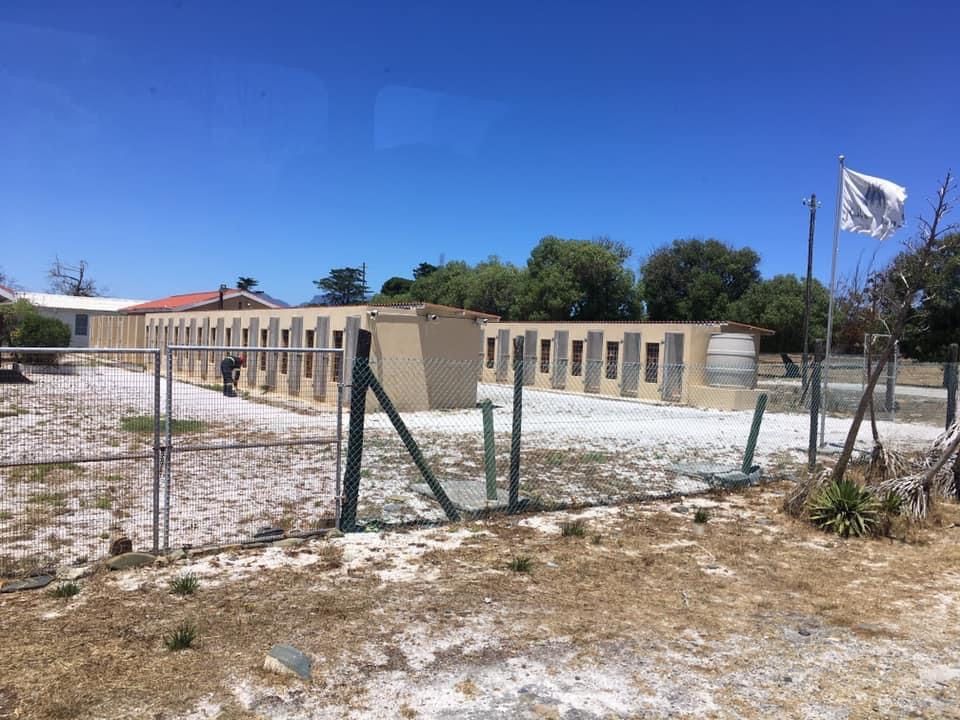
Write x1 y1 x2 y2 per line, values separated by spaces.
2 482 960 719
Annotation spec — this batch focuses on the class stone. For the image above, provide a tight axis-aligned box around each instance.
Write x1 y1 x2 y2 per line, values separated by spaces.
254 526 285 541
106 552 156 571
167 549 188 562
276 538 305 548
671 505 689 514
0 575 54 593
109 536 133 556
326 529 344 539
56 565 93 581
263 644 312 680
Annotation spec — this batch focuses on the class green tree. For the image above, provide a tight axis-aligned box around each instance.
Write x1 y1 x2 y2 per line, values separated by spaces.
413 262 439 280
313 267 368 305
0 299 38 346
728 274 830 352
523 236 641 320
379 276 414 297
236 277 259 291
641 239 760 320
409 261 473 308
898 232 960 360
463 257 526 319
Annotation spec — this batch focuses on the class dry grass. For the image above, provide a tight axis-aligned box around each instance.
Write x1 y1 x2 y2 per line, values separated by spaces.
1 484 960 718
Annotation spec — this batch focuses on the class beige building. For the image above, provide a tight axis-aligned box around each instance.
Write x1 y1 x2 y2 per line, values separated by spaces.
17 292 146 348
90 302 495 411
480 320 774 411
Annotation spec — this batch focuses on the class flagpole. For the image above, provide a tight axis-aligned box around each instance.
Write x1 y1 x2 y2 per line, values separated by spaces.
819 154 845 447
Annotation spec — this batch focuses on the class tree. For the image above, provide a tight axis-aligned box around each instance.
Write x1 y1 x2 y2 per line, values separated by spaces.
463 257 526 319
236 277 259 291
641 239 761 320
47 257 101 296
0 267 17 290
898 232 960 360
379 276 414 297
728 274 830 352
523 236 641 320
409 261 473 309
0 299 38 346
832 172 956 483
413 262 438 280
313 267 368 305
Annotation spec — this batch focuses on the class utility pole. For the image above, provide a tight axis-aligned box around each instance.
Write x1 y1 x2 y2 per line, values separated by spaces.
801 194 820 398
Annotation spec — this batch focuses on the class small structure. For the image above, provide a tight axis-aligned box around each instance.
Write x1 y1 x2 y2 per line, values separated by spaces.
16 292 146 348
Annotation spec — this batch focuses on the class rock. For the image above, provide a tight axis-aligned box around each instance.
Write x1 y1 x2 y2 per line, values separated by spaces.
1 574 55 593
167 549 188 562
106 552 156 571
263 644 312 680
154 556 169 567
326 529 344 539
56 565 93 581
671 505 689 514
797 627 811 637
383 504 402 513
276 538 305 548
109 536 133 556
254 526 284 541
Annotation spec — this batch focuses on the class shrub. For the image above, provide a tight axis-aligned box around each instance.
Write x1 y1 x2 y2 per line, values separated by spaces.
507 556 532 573
809 479 878 538
11 313 71 364
164 620 198 651
169 573 200 596
693 508 710 524
48 581 81 599
560 519 586 537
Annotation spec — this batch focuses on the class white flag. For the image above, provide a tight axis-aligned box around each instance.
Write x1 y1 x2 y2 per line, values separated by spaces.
840 167 907 240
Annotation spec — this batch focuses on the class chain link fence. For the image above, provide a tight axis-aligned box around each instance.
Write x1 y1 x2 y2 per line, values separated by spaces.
1 339 955 573
0 346 342 575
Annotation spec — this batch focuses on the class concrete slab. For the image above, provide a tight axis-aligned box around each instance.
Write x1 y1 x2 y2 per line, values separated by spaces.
412 480 520 513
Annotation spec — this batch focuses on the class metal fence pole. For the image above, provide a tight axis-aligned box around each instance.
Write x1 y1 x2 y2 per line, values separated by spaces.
947 343 959 431
509 336 524 512
152 350 161 554
340 329 372 532
164 347 173 550
481 399 497 501
335 366 345 530
741 393 768 474
808 340 825 471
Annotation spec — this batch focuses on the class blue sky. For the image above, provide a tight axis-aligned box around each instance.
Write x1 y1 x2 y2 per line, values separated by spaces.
1 1 957 305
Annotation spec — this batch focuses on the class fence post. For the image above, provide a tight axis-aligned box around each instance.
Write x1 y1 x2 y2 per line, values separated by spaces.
152 350 161 554
340 329 372 532
885 342 897 419
741 393 768 474
481 399 497 501
163 347 173 551
509 336 524 512
808 340 825 471
947 343 958 431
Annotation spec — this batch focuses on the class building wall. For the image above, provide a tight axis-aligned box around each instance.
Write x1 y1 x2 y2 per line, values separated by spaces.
480 321 767 411
90 305 484 411
34 307 126 348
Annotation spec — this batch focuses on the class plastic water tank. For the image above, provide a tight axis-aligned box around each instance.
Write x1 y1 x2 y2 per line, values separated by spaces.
706 333 758 388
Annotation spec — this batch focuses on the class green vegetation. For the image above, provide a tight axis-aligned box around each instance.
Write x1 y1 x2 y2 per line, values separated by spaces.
94 496 112 510
809 480 878 538
10 463 83 483
560 519 587 537
120 416 203 434
163 620 198 651
693 508 710 524
48 581 81 599
507 555 533 573
168 573 200 596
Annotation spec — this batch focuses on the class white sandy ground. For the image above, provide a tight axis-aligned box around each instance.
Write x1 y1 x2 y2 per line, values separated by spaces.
0 364 949 570
23 497 947 720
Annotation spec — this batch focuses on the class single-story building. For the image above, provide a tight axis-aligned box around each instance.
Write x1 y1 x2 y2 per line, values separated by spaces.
17 292 146 348
91 302 497 410
480 321 775 411
121 288 286 315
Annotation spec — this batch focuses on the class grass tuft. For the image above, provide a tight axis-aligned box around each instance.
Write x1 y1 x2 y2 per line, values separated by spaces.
48 580 81 599
168 573 200 596
560 519 587 537
120 415 203 434
693 508 710 524
163 620 198 651
507 555 533 573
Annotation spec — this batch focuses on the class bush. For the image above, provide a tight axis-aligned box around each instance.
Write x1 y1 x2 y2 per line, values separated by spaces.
11 313 71 364
809 479 878 538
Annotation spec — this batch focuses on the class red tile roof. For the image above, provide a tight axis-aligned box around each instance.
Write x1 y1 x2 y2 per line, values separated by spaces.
122 290 281 314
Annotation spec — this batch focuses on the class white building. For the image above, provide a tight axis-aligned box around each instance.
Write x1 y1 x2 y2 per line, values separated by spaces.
17 293 146 348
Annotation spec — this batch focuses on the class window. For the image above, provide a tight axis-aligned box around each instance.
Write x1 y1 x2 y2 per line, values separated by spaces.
260 329 268 370
74 314 88 336
645 344 660 383
606 341 619 380
571 340 584 376
210 328 216 346
185 327 192 344
280 329 289 374
225 328 232 346
486 337 495 369
242 328 249 346
332 330 344 381
305 330 315 378
174 326 180 344
540 339 551 373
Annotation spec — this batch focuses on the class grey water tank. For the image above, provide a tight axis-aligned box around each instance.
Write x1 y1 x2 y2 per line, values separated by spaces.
706 333 758 389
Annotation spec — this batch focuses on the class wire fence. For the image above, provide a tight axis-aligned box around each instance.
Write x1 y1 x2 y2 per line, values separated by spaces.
1 340 955 574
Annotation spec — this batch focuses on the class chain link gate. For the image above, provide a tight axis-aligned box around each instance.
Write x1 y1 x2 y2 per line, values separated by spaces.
161 345 344 551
